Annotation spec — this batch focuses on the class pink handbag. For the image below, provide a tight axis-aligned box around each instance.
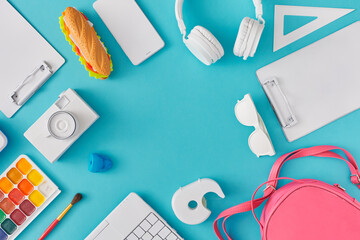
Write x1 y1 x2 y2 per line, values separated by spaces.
214 146 360 240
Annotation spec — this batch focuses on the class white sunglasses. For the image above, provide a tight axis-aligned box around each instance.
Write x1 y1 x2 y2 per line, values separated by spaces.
234 94 275 157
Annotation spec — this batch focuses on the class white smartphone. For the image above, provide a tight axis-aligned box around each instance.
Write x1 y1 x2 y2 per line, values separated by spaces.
93 0 165 65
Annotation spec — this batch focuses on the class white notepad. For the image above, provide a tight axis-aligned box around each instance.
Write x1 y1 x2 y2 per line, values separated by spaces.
0 0 65 118
257 21 360 142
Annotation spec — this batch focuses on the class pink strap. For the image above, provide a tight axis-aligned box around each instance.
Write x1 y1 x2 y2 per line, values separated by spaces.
214 196 267 239
264 146 360 196
213 146 360 240
250 177 306 229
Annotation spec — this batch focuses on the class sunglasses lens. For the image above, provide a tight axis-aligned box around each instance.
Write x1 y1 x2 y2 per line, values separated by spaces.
248 130 275 157
234 94 258 126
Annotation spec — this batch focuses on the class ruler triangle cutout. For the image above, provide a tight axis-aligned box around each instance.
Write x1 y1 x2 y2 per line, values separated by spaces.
283 16 318 35
274 5 355 51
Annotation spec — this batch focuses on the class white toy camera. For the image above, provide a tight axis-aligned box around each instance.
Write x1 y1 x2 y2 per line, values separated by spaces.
24 89 99 163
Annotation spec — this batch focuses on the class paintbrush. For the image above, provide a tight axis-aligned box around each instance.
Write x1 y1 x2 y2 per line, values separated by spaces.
38 193 83 240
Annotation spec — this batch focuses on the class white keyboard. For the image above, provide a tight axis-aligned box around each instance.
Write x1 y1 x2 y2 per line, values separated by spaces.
86 193 183 240
126 213 181 240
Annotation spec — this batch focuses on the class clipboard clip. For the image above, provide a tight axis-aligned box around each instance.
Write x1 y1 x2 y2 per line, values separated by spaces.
262 77 297 128
10 62 53 106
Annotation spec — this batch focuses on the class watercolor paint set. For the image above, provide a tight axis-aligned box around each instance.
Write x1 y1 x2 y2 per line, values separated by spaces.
0 155 60 239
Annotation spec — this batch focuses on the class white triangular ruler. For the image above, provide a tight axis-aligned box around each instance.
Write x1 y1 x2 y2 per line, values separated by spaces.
274 5 354 51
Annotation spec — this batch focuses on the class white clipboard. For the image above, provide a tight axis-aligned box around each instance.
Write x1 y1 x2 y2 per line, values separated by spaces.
0 0 65 118
257 21 360 142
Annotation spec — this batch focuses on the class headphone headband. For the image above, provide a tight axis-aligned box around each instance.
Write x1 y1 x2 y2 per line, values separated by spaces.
175 0 186 35
252 0 264 23
252 0 263 17
175 0 263 36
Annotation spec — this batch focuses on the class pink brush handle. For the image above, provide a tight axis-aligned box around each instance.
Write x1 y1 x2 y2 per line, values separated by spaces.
38 219 59 240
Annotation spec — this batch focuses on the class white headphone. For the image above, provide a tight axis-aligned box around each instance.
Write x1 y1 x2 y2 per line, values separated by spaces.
175 0 265 65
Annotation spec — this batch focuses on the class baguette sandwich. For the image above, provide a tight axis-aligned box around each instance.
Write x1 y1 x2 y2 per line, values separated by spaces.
60 7 113 79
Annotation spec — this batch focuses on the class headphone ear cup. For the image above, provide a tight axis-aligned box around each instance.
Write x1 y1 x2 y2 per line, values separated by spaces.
248 21 264 57
185 26 224 65
234 17 264 60
233 17 252 57
194 26 224 58
184 34 213 65
242 19 260 59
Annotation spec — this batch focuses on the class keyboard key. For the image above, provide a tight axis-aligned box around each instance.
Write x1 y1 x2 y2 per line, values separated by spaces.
134 226 145 238
140 219 152 231
142 232 152 240
146 213 158 225
153 236 162 240
158 227 171 238
149 221 164 236
167 233 177 240
127 233 139 240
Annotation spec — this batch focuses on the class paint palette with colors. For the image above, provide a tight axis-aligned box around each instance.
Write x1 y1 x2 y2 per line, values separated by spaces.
0 155 60 239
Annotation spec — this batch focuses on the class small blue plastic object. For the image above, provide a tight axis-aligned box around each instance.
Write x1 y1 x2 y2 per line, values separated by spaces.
88 153 113 173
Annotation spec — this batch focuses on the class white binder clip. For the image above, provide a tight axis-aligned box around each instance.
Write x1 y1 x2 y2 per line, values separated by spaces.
262 77 297 128
172 178 225 225
10 62 53 106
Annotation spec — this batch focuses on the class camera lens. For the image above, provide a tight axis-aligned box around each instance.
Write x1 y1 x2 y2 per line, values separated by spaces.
48 111 77 140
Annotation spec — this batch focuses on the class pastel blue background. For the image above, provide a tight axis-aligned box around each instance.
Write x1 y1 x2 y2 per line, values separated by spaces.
1 0 360 239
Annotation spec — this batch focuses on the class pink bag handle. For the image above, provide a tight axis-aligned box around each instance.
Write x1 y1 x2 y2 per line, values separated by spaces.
250 177 306 229
213 145 360 240
263 146 360 196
